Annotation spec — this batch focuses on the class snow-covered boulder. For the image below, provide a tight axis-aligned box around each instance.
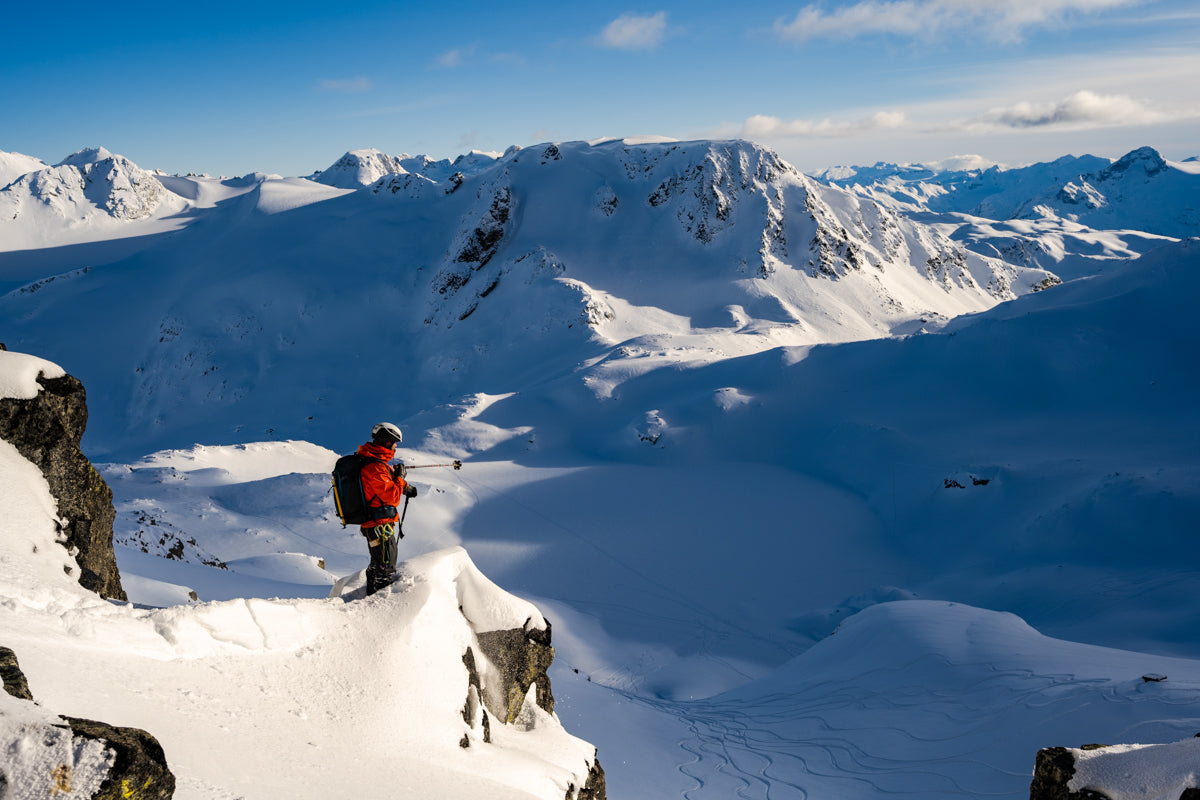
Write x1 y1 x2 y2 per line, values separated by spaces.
0 350 124 600
1 646 176 800
1030 739 1200 800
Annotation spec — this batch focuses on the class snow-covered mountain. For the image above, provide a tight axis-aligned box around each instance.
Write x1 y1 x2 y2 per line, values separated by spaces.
0 139 1056 458
1 147 178 224
311 146 507 188
2 137 1199 799
1013 146 1199 238
816 146 1198 277
0 150 47 189
814 152 1114 218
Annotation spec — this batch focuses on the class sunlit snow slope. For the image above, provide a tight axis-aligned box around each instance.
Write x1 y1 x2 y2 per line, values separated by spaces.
2 137 1198 800
0 353 599 799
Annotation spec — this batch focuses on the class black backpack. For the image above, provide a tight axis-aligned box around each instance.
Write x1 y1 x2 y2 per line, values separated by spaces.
331 453 397 527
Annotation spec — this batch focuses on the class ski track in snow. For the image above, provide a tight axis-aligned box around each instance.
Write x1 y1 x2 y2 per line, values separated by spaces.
649 668 1141 799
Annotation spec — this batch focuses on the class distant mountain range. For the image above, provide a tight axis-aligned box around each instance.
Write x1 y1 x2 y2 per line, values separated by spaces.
812 145 1198 277
2 138 1198 799
0 138 1066 457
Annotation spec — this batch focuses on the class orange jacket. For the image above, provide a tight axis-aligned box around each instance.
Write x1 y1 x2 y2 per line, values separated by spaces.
356 442 409 528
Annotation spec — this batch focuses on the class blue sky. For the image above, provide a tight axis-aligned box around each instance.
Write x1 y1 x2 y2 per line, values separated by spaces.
2 0 1197 176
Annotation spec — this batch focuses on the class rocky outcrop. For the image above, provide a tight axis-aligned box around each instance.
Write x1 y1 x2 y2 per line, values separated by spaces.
1031 741 1200 800
1029 746 1107 800
0 646 175 799
570 759 606 800
0 369 125 600
460 618 606 799
63 717 176 800
0 647 33 701
476 618 556 722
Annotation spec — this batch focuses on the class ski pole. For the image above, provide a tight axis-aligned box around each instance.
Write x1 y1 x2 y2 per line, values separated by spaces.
403 460 463 470
397 495 410 537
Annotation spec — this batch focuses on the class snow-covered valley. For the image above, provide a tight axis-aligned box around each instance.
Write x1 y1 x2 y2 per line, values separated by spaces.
2 138 1198 799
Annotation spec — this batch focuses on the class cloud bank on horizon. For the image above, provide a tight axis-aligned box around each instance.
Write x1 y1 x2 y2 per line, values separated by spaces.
0 0 1196 176
773 0 1147 42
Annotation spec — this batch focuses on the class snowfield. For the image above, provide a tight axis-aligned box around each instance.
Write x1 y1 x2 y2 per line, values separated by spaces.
2 139 1199 799
0 411 598 798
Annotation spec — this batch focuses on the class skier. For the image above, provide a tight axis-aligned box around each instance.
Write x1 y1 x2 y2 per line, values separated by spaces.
356 422 417 595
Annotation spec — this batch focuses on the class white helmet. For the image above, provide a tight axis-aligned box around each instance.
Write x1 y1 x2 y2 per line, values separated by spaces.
372 422 402 445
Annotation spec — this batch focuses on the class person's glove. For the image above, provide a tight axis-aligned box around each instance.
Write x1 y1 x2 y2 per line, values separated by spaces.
393 463 407 479
403 483 418 498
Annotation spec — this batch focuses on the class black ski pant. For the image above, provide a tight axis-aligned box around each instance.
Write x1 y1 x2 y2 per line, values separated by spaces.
362 522 398 595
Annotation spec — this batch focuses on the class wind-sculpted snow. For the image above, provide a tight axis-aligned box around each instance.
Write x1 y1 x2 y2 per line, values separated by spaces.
646 601 1200 800
0 416 598 798
0 350 66 400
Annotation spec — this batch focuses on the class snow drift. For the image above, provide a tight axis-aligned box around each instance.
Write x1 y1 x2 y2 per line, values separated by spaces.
0 353 602 800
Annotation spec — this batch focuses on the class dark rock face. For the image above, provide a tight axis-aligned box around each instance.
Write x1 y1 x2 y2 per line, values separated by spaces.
460 647 492 745
1 645 175 799
1030 747 1093 799
572 757 606 800
0 371 125 600
463 621 606 799
476 619 556 722
63 717 176 800
1 646 33 701
1029 745 1152 800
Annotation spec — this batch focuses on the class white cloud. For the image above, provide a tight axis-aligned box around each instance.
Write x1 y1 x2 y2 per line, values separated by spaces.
599 12 669 50
925 154 1003 171
971 90 1165 129
775 0 1144 42
435 47 473 69
316 76 372 93
740 110 907 139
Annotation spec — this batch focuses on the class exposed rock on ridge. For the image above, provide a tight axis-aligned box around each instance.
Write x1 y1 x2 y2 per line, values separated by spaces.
0 365 125 600
460 620 607 800
475 618 556 722
0 646 175 800
447 565 606 799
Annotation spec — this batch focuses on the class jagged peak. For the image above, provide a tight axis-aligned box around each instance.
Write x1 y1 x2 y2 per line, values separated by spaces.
1099 146 1167 179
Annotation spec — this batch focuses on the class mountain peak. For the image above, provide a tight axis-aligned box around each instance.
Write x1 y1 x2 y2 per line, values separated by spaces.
3 146 166 222
56 146 116 168
1100 146 1167 179
312 149 409 189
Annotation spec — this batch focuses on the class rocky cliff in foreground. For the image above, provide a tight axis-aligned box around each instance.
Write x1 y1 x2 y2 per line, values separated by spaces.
0 347 124 600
